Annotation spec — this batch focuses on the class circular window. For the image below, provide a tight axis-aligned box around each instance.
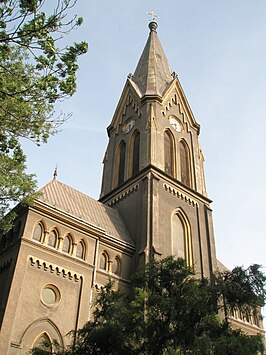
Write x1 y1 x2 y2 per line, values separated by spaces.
41 284 60 307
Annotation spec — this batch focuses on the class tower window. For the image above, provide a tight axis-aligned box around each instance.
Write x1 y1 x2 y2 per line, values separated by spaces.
131 131 140 177
118 141 126 186
172 210 193 268
180 140 191 187
164 130 175 177
172 214 185 259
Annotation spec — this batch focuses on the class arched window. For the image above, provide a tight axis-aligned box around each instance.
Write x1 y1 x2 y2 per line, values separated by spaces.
100 253 108 271
131 131 140 177
164 130 175 177
172 214 185 259
172 210 193 267
179 140 191 187
76 241 85 259
33 223 43 242
48 230 57 248
112 257 121 276
32 333 52 353
118 141 126 186
62 236 71 253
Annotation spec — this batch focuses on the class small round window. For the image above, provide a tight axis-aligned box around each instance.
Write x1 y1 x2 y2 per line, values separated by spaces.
41 284 60 307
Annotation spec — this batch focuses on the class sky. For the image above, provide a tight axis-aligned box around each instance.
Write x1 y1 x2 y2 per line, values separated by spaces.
23 1 265 281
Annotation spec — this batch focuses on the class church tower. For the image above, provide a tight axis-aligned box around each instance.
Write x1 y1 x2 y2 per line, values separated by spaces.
100 21 217 278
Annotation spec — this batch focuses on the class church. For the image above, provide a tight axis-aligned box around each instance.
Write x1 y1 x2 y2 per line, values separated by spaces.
0 21 264 354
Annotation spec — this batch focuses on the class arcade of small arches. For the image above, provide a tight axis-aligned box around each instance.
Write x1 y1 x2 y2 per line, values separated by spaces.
32 222 122 276
32 222 86 260
99 251 121 276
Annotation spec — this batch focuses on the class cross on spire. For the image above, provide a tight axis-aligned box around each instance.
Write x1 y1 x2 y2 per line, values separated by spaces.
147 11 158 22
53 164 58 180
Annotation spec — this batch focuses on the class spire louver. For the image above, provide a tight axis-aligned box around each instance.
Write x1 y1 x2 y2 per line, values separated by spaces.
132 21 173 97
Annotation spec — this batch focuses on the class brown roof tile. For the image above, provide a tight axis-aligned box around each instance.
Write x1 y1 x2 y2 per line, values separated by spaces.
38 179 134 246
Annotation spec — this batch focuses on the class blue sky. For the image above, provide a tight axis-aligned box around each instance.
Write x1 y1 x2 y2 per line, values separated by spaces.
23 1 265 282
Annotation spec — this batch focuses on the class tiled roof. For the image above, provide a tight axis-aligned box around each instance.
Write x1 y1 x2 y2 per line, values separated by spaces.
38 179 134 246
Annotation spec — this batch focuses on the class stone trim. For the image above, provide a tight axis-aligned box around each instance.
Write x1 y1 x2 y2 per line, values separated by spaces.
163 183 198 207
161 92 178 116
0 258 12 271
28 256 81 282
108 184 139 206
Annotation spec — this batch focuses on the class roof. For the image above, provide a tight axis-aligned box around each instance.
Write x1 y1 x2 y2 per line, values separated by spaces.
37 179 134 246
216 259 229 272
132 21 173 97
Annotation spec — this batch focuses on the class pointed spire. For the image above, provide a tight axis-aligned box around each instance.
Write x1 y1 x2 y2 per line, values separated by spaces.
131 21 173 97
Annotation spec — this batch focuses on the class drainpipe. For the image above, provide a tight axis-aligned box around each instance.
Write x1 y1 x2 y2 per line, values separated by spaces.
88 237 100 319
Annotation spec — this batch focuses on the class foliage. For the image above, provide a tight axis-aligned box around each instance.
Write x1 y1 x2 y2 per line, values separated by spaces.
30 258 265 354
65 257 265 355
0 0 88 230
214 264 266 325
31 338 65 355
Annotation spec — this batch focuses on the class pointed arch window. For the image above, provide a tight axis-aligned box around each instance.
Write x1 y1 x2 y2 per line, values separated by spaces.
180 140 191 187
164 130 175 177
118 141 126 186
48 230 57 248
62 235 71 253
172 211 193 267
76 241 85 260
100 252 108 271
32 333 52 353
33 223 44 242
131 131 140 177
112 256 121 276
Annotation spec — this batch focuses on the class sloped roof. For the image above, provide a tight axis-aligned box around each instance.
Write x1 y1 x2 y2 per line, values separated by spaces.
216 259 229 272
37 179 134 246
132 21 173 97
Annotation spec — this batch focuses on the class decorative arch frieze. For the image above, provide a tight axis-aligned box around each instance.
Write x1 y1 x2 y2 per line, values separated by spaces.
163 183 197 207
115 93 142 134
108 183 139 206
28 256 81 282
161 86 200 133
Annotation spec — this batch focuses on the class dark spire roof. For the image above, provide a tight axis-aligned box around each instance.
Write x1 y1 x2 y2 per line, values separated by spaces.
132 21 173 97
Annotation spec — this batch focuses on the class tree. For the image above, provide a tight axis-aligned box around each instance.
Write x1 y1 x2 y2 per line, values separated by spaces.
0 0 88 231
64 257 265 355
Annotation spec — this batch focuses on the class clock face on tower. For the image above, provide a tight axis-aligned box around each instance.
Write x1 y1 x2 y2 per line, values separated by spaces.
169 116 182 132
123 119 135 134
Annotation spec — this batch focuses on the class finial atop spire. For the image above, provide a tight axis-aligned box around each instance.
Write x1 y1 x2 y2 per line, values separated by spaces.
53 165 58 180
147 11 158 32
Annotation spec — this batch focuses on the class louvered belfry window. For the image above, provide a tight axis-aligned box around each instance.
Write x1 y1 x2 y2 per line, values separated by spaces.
180 141 191 187
118 142 126 185
164 131 174 177
132 132 140 177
